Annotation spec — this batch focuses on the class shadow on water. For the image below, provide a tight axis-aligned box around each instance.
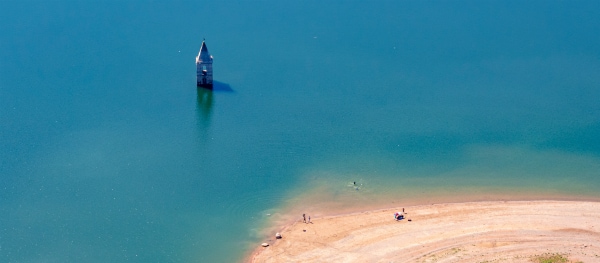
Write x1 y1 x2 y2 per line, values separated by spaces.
212 81 234 92
196 87 214 138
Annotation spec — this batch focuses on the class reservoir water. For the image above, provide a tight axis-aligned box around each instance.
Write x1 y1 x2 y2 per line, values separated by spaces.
1 1 600 262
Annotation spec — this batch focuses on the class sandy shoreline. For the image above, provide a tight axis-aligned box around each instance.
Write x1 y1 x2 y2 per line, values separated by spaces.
249 200 600 263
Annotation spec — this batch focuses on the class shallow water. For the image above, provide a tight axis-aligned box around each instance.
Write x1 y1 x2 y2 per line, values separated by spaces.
1 1 600 262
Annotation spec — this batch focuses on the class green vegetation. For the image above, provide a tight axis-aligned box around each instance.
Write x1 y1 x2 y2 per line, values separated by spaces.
531 253 582 263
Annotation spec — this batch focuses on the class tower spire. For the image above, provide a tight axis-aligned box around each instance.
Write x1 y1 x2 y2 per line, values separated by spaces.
196 40 213 88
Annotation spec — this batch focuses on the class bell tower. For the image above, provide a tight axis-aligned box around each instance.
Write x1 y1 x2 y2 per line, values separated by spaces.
196 40 213 88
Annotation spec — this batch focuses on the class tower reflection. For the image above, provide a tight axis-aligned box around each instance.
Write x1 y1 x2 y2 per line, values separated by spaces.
196 87 214 137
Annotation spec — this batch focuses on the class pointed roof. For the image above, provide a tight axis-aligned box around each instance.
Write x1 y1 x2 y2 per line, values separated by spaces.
197 41 213 63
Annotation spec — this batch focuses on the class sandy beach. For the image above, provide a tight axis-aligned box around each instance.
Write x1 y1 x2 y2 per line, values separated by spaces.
250 201 600 263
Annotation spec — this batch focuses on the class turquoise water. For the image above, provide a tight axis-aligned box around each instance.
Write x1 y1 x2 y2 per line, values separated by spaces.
2 1 600 262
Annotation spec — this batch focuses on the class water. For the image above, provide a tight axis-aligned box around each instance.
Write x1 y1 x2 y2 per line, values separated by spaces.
1 1 600 262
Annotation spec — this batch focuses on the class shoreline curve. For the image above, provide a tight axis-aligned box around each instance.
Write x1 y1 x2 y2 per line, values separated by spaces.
248 200 600 263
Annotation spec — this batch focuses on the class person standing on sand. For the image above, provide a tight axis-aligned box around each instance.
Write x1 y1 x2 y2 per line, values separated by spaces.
303 214 306 223
308 216 311 223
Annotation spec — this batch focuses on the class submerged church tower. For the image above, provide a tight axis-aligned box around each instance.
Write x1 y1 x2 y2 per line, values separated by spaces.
196 40 213 88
